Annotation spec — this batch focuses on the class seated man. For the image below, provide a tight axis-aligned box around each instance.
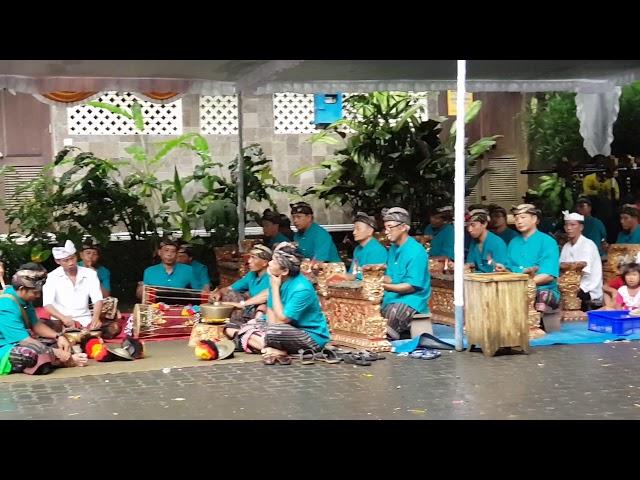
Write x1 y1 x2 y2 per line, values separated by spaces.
495 204 561 315
559 211 603 310
0 264 87 375
212 245 272 334
488 204 519 245
261 209 290 248
177 242 211 292
616 204 640 243
424 206 454 261
291 201 341 262
346 212 388 280
381 207 431 340
224 243 331 365
43 240 105 332
575 197 607 256
278 214 294 241
465 209 508 273
78 240 111 297
137 238 198 303
77 239 121 327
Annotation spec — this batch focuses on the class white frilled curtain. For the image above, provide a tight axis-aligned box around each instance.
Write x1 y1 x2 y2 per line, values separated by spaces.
576 87 622 157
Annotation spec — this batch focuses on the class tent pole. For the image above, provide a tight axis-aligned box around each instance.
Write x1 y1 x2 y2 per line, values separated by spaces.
237 91 246 249
454 60 466 352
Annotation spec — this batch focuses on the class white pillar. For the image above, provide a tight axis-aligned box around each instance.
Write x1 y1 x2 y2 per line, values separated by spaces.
454 60 466 351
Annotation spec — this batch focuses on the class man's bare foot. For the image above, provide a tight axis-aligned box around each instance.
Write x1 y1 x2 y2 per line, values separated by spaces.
71 353 88 367
261 346 286 358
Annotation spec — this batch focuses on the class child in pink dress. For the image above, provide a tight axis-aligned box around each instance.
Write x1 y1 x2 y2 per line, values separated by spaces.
615 263 640 310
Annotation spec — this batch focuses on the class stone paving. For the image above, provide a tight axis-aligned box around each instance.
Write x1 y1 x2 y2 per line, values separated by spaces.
1 342 640 419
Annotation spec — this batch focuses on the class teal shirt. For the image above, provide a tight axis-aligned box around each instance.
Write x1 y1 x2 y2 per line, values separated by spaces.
494 227 519 245
267 274 331 348
423 224 440 236
231 270 270 297
505 230 560 296
582 216 607 256
0 286 39 361
466 231 508 273
616 225 640 244
143 263 195 289
190 260 211 290
294 222 341 262
382 236 431 314
349 238 388 280
78 262 111 292
429 223 454 260
266 232 289 248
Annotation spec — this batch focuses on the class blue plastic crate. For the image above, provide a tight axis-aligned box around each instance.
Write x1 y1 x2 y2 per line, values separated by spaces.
587 310 640 335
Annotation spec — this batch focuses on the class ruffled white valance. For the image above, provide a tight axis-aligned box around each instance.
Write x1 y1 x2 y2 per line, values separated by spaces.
0 75 237 97
254 78 640 95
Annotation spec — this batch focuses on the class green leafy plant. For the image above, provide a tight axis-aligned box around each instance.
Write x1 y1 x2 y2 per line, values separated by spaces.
293 92 499 220
525 92 588 170
527 173 574 218
612 80 640 155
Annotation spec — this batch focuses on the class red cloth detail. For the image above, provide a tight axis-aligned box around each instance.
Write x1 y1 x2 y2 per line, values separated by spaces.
609 276 624 289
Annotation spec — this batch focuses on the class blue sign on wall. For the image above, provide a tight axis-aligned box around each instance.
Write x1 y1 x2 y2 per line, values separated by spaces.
314 93 343 126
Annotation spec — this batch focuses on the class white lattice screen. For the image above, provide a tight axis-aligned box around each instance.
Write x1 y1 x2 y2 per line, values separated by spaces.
200 95 238 135
273 91 433 135
67 92 183 135
2 166 44 209
273 93 316 134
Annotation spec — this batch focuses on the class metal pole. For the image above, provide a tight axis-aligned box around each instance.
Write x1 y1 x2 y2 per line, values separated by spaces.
237 91 245 249
454 60 466 352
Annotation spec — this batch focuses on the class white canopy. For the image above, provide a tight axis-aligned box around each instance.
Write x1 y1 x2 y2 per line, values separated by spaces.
1 59 639 95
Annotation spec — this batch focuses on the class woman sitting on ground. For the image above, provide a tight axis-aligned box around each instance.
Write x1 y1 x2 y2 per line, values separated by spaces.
224 242 331 365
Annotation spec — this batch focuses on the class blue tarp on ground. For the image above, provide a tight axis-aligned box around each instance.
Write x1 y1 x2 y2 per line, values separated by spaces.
391 321 640 353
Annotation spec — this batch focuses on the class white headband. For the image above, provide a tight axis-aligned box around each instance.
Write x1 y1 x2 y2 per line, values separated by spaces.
52 240 77 260
562 211 584 222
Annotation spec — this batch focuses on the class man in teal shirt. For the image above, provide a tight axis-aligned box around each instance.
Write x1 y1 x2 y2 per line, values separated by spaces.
496 204 561 314
488 204 519 245
616 205 640 244
78 240 112 297
137 239 197 303
381 207 431 340
177 242 211 292
424 206 455 260
347 212 388 280
576 197 608 256
291 202 341 262
213 245 272 340
228 243 331 365
0 264 87 375
261 209 290 248
465 209 508 273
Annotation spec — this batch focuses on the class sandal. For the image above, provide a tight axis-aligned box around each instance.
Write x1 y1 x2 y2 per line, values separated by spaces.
298 349 316 365
342 353 372 366
276 355 292 365
314 348 342 364
263 354 292 365
358 350 386 361
409 348 441 360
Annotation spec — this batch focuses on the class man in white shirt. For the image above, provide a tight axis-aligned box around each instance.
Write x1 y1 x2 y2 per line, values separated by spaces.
43 240 104 330
559 211 603 311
